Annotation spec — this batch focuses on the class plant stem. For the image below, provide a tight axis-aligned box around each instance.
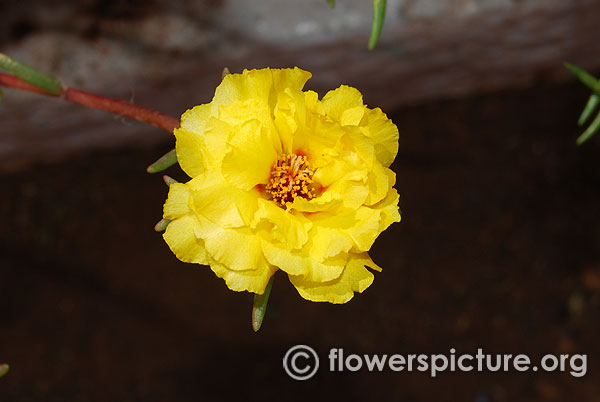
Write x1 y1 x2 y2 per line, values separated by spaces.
0 72 179 133
0 71 52 95
0 53 62 95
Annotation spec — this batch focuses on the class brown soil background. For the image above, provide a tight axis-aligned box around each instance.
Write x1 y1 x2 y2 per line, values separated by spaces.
1 81 599 401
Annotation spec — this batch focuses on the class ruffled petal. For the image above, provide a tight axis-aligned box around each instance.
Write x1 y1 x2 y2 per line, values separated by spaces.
260 238 345 282
174 127 205 178
374 187 402 232
189 172 259 228
163 182 192 220
252 199 312 249
361 107 399 167
204 226 263 271
345 207 382 252
201 117 232 170
163 215 209 264
308 225 353 261
217 98 274 133
180 103 213 133
310 206 381 253
221 119 279 190
214 67 311 109
289 253 380 303
364 163 394 206
290 190 342 213
340 106 366 126
270 68 312 96
326 173 370 210
292 117 345 168
209 258 277 294
322 85 364 122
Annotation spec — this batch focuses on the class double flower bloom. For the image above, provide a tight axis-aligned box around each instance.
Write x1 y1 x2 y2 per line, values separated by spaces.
162 67 400 303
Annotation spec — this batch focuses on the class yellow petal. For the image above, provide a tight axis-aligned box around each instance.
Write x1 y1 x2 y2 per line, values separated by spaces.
273 90 301 154
201 117 233 170
322 85 364 122
260 239 307 276
252 199 312 249
290 190 342 213
189 172 259 228
308 225 353 261
364 163 394 206
209 258 277 294
361 107 399 167
270 68 312 97
174 127 205 178
163 182 192 220
345 207 382 252
204 226 264 271
310 206 380 253
163 215 209 264
214 67 311 109
313 159 347 187
180 103 213 133
289 253 379 303
340 106 366 126
292 118 345 168
329 176 369 210
260 238 345 281
341 128 375 169
221 119 278 190
217 98 273 131
374 187 402 232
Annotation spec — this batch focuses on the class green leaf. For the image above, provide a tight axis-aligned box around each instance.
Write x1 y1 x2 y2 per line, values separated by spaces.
162 175 179 186
147 148 177 173
578 94 600 126
0 364 9 378
154 218 171 232
0 53 62 95
576 109 600 145
252 275 274 332
368 0 387 51
326 0 335 8
564 62 600 93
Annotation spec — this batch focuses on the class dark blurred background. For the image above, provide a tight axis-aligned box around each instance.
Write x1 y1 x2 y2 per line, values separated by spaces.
1 0 599 401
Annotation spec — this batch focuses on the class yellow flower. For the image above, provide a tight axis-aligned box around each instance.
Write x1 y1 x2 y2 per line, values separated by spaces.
162 67 400 303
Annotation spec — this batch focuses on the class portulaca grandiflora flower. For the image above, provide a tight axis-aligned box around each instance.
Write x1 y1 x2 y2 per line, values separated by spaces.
162 67 400 303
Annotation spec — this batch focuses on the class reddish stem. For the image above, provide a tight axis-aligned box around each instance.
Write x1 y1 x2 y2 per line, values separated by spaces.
0 72 52 95
0 72 180 133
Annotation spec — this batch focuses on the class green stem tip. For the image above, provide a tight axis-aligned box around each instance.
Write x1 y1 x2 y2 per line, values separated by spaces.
221 67 231 80
576 109 600 145
564 62 599 93
252 275 275 332
368 0 387 51
0 364 9 378
162 175 179 186
154 218 171 232
578 94 600 126
147 148 177 173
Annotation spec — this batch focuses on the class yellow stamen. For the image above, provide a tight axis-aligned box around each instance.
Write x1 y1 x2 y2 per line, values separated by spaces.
265 153 315 208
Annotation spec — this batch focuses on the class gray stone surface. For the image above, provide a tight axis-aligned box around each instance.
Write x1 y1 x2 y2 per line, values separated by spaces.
1 0 600 171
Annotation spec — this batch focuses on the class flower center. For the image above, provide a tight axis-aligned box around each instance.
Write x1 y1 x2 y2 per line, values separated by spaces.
265 153 315 208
